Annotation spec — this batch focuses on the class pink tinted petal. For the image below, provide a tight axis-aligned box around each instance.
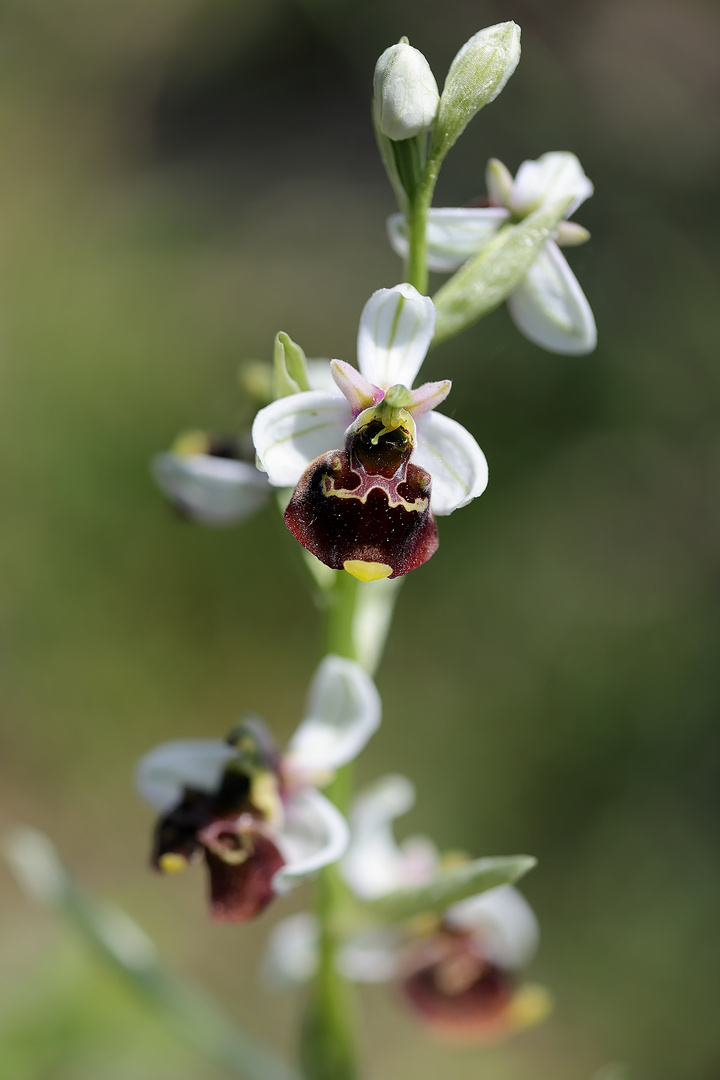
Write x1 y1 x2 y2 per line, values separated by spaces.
330 360 383 415
407 380 452 418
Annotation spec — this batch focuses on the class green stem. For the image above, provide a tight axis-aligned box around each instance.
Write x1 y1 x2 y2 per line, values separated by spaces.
303 151 432 1076
405 155 440 294
323 571 361 662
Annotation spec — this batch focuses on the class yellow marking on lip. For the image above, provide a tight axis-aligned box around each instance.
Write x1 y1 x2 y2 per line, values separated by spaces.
322 475 427 513
343 560 393 582
158 852 188 874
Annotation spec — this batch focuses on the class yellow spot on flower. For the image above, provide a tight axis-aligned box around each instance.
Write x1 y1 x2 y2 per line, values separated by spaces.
251 770 283 828
508 983 554 1031
440 851 471 869
171 430 210 456
343 560 393 582
408 912 441 937
158 853 188 874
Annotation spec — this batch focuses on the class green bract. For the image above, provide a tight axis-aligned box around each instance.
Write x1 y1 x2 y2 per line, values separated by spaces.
358 854 536 925
430 22 521 163
273 331 310 399
432 196 572 343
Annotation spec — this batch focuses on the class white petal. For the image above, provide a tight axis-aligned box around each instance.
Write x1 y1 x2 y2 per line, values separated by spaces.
262 913 319 988
407 379 452 418
273 788 350 889
511 151 593 218
446 885 539 970
330 360 383 415
387 209 509 273
414 411 489 516
134 740 237 812
342 774 438 899
507 240 597 355
151 453 270 527
306 359 337 393
338 928 403 983
252 392 353 487
356 284 435 391
287 656 381 774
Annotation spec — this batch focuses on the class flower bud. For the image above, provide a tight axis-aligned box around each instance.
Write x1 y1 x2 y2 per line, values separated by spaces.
431 22 521 162
374 40 439 141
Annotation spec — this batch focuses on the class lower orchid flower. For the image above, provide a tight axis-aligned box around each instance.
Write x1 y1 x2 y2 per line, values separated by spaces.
251 283 488 581
388 152 597 355
135 656 381 922
264 775 551 1041
152 431 271 528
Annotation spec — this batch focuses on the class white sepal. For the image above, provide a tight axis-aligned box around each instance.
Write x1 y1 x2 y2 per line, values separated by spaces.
262 915 402 987
135 739 237 813
414 411 489 515
151 453 270 527
287 656 381 774
510 151 593 219
273 788 350 890
252 391 353 487
507 240 597 355
338 928 403 982
388 208 509 273
342 774 439 900
357 284 436 391
306 360 338 393
446 884 539 970
262 912 319 988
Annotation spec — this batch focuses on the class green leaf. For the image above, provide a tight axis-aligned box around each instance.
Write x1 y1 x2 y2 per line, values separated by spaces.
430 22 521 164
360 854 537 924
432 197 571 344
273 331 310 398
3 826 300 1080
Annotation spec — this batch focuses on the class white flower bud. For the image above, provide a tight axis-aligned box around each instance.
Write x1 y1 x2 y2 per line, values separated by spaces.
374 41 439 141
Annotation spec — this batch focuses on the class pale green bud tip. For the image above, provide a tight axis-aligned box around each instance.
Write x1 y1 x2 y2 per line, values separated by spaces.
374 41 439 141
486 158 514 207
432 22 521 160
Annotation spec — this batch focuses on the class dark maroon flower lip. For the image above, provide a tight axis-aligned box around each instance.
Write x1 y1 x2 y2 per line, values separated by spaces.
284 407 439 580
399 931 518 1040
200 816 286 923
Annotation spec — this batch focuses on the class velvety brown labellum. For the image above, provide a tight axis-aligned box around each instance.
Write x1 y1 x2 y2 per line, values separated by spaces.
400 931 516 1041
150 760 284 922
201 820 285 922
284 420 438 578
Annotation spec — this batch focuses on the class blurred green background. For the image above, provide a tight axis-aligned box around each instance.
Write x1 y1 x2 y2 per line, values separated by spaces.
1 0 719 1077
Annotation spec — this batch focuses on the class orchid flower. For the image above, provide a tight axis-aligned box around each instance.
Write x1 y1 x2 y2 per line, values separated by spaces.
252 284 488 580
135 656 381 923
388 152 597 355
152 431 271 528
264 775 551 1041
